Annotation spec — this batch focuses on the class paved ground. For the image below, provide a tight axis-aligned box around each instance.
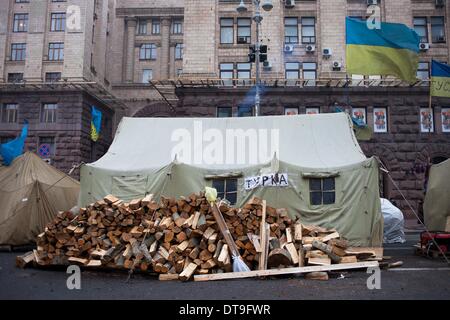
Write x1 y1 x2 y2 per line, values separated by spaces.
0 231 449 300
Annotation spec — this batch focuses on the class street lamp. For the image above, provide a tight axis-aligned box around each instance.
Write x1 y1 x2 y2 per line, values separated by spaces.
237 0 272 117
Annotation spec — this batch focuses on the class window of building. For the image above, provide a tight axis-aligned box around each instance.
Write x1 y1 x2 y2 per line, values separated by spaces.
176 69 183 77
237 63 251 79
152 20 160 34
11 43 26 61
285 62 300 79
50 13 66 32
48 42 64 61
137 19 147 35
38 136 55 157
217 107 232 118
172 20 183 34
1 104 18 123
175 43 183 60
45 72 61 82
413 17 428 43
238 106 253 117
417 62 429 80
220 18 234 44
284 18 298 44
301 17 316 44
431 17 446 43
15 0 30 3
212 178 237 205
285 107 299 116
220 63 234 79
13 13 28 32
237 18 251 44
140 43 157 60
7 73 23 83
0 136 15 144
303 62 317 86
142 69 152 83
309 178 335 205
41 103 57 123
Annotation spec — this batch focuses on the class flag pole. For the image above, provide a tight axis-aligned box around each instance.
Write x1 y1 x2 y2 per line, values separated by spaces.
428 62 433 133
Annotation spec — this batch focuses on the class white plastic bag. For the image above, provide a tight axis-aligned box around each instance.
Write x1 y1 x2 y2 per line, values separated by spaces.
381 198 406 244
232 254 251 272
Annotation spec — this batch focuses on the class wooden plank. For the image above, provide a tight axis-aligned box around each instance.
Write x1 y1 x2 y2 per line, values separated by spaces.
193 261 379 282
345 247 383 260
258 200 268 270
305 272 329 281
286 228 293 243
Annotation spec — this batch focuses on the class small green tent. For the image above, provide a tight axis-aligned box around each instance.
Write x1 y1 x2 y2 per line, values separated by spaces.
79 113 383 247
424 158 450 231
0 152 80 245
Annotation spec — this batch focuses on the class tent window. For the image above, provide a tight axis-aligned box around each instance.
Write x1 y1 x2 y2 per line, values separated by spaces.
309 178 335 205
212 178 237 205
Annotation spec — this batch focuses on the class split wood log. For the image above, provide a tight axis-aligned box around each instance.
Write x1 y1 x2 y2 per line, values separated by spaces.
312 240 342 263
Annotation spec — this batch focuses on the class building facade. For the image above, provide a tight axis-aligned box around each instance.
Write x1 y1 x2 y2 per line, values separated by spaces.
1 0 450 216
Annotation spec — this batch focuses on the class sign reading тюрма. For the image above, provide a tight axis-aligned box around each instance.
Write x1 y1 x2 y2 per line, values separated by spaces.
244 173 289 190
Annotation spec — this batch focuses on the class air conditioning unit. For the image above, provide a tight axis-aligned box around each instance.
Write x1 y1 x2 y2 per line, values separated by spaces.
367 0 378 6
284 44 294 53
419 43 430 51
237 36 248 44
332 61 342 70
435 0 445 8
323 48 333 57
285 0 295 8
306 44 316 53
263 61 272 70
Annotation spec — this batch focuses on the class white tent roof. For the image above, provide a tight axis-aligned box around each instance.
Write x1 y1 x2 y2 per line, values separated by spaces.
90 112 366 171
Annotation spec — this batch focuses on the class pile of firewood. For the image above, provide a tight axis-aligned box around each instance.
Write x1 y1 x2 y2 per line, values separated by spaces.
17 192 379 281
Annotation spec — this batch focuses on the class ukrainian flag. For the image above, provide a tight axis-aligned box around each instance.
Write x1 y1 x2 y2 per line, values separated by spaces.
431 60 450 98
91 106 102 142
346 17 420 83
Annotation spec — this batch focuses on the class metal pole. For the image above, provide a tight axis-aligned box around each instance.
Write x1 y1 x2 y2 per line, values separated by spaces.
254 0 261 117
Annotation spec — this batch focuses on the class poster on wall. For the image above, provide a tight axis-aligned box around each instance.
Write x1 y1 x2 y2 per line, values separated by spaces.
352 107 367 125
244 173 289 190
305 107 320 115
420 108 434 133
285 107 299 116
373 107 388 133
442 108 450 133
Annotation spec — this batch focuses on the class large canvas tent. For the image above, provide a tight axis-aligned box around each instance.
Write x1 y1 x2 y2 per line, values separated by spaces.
424 158 450 231
79 113 383 246
0 152 80 245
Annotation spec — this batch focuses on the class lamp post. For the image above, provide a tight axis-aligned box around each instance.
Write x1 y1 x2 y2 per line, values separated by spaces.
237 0 273 117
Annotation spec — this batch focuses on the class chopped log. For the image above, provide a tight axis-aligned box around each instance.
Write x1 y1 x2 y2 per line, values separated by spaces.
86 260 102 267
267 248 292 268
218 244 229 267
321 232 340 243
208 243 216 254
179 263 198 281
68 257 89 265
16 251 35 268
294 223 303 241
129 199 141 210
285 243 299 265
141 194 154 207
308 257 331 266
164 230 174 243
177 240 190 253
332 246 347 257
104 194 120 204
328 238 349 249
340 256 358 264
305 272 329 281
286 228 293 243
159 273 179 281
199 249 213 261
312 240 342 263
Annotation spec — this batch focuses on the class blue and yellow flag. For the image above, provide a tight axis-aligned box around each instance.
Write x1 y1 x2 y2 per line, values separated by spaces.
91 106 102 142
0 121 28 165
431 60 450 98
346 17 420 83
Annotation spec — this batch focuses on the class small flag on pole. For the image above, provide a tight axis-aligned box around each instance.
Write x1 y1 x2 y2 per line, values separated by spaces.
430 60 450 98
0 120 28 166
346 17 420 83
91 106 102 142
